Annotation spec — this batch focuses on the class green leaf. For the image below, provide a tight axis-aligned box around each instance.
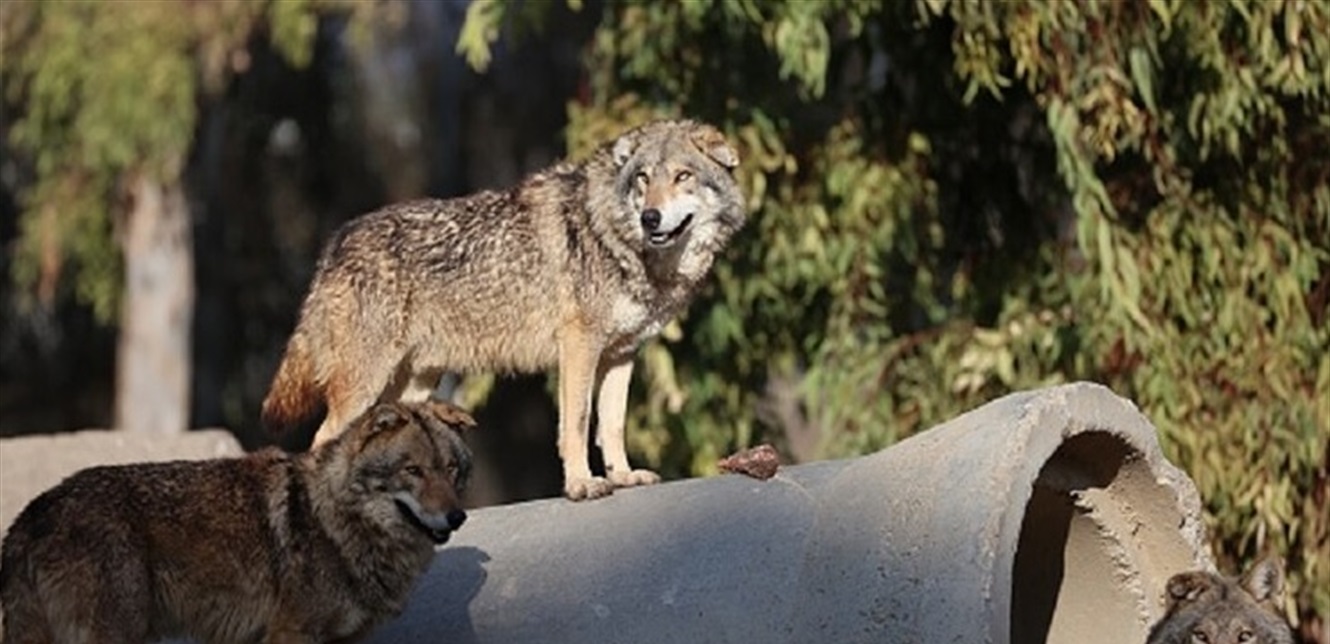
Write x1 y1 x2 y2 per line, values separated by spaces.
1129 46 1158 114
457 0 507 72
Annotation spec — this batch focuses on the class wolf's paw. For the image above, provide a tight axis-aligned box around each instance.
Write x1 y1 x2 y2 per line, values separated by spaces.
608 469 661 488
565 476 615 501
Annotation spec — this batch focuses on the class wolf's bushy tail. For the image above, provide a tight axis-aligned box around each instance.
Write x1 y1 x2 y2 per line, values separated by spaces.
262 331 323 432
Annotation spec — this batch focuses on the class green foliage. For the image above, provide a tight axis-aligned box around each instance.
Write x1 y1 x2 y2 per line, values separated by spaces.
268 0 321 69
466 0 1330 628
1 0 329 321
4 3 194 319
456 0 579 73
926 0 1329 626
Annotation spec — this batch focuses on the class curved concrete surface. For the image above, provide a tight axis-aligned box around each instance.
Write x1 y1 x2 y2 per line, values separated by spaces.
368 382 1210 644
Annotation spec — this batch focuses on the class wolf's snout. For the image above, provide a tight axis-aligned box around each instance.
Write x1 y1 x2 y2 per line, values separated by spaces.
641 208 695 247
393 493 468 544
640 208 662 231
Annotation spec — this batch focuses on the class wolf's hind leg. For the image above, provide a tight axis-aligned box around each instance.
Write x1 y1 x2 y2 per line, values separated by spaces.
596 359 661 489
312 354 402 447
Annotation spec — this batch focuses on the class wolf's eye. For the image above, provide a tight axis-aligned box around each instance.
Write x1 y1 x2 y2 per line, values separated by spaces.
404 464 424 478
1237 631 1253 642
675 170 693 183
634 172 649 186
1191 630 1209 644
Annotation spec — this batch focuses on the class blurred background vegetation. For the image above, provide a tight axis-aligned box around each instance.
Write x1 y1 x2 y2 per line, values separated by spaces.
1 0 1325 639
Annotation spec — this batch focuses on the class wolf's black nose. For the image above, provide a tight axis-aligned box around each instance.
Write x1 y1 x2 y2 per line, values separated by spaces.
447 509 467 530
640 209 662 231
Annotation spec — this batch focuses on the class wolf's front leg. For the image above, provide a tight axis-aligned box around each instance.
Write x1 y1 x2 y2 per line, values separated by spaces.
558 326 615 501
596 358 661 489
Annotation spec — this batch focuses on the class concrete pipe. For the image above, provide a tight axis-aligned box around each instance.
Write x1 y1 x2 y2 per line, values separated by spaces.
368 382 1210 644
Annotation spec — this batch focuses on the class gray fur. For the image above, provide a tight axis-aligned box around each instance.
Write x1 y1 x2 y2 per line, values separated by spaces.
1146 556 1295 644
262 119 745 501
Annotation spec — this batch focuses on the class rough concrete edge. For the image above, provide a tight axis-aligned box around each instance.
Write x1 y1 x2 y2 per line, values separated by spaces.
1075 487 1156 630
972 381 1210 640
780 382 1124 643
1052 382 1212 568
1039 382 1211 632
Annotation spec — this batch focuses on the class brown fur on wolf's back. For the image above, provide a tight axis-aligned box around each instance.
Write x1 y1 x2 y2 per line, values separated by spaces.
262 118 746 501
1146 556 1295 644
0 400 474 644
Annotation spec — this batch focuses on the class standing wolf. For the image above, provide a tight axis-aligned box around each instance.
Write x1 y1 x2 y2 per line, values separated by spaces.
1146 556 1295 644
262 119 745 501
0 400 474 644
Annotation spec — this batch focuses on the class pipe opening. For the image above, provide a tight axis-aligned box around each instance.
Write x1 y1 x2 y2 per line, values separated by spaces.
1011 431 1155 644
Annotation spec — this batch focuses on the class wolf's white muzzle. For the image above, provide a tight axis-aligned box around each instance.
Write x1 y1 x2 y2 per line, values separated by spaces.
393 492 467 544
641 209 693 247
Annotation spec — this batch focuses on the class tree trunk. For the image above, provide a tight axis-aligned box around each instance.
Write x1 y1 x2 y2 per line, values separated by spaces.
115 173 194 434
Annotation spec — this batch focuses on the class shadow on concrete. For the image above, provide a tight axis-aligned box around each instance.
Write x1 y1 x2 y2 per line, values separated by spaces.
1012 432 1130 642
373 545 492 643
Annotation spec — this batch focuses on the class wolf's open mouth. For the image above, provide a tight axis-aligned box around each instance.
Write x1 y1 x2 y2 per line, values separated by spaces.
395 499 452 544
648 214 694 247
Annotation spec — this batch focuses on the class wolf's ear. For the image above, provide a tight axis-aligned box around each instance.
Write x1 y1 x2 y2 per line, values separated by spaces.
690 124 739 170
1240 556 1286 604
368 404 408 434
612 132 638 168
422 399 478 432
1164 572 1215 608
